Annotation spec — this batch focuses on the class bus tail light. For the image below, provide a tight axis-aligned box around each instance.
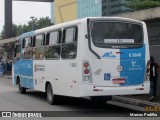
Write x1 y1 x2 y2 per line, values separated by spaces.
146 60 150 74
84 63 89 68
145 60 150 81
84 69 89 74
82 61 92 83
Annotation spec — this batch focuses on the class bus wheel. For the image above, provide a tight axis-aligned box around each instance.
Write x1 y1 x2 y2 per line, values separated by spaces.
90 96 112 104
18 82 26 94
46 83 59 105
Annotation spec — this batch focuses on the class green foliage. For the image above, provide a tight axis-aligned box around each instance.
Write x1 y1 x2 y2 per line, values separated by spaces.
128 0 160 10
0 17 54 39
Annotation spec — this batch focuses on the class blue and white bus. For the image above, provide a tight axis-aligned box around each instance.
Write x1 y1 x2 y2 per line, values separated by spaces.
13 17 150 104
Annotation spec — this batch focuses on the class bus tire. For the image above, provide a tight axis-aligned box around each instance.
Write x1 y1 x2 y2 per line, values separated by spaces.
46 83 59 105
90 96 112 104
18 82 26 94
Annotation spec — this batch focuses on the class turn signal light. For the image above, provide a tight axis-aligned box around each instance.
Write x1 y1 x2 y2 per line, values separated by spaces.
84 63 89 68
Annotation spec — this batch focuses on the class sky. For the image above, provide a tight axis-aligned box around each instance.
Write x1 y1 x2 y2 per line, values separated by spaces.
0 0 51 32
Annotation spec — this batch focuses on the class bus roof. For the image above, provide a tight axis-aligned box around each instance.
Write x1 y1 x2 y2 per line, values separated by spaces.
18 17 143 39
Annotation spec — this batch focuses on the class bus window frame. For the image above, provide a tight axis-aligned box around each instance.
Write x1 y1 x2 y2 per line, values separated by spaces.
21 37 33 60
90 20 144 49
46 30 62 46
32 33 45 60
45 30 62 60
14 42 21 59
61 26 78 60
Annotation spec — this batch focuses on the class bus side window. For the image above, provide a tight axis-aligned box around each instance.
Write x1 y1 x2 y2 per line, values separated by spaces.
33 34 45 60
45 31 61 60
46 33 50 45
22 37 32 59
33 36 36 47
61 27 78 59
22 39 25 48
14 44 20 59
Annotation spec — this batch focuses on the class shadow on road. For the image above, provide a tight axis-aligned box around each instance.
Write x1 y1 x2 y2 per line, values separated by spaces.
23 91 137 113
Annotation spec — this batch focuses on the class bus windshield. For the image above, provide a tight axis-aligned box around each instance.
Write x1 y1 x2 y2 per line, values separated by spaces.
91 21 143 48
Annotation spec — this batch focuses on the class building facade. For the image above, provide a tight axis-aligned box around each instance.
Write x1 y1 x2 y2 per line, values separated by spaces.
77 0 102 19
77 0 132 19
54 0 132 24
102 0 133 16
54 0 77 24
53 0 160 63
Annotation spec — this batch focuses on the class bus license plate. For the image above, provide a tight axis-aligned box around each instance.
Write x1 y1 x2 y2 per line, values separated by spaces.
112 79 125 84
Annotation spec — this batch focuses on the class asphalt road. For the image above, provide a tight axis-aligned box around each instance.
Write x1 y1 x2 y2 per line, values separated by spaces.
0 77 159 119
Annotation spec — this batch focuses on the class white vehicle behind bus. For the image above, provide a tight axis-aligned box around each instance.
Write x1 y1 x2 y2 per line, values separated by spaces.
13 17 150 105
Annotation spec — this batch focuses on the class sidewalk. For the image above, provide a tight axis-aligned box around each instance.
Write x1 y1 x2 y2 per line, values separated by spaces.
3 72 12 79
124 77 160 105
113 79 160 107
2 74 160 107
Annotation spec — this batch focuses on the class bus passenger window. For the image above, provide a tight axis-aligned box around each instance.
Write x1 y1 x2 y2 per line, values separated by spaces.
22 37 32 59
33 36 36 47
35 35 43 47
22 39 25 48
46 33 50 45
61 27 78 59
49 31 61 45
45 31 61 60
45 46 60 60
14 44 20 59
33 34 45 60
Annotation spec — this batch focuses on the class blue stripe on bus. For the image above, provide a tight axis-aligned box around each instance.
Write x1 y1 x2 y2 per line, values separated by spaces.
120 45 145 86
13 30 35 89
14 60 34 89
21 76 34 89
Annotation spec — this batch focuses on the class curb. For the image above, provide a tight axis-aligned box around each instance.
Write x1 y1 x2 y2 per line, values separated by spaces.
113 96 160 107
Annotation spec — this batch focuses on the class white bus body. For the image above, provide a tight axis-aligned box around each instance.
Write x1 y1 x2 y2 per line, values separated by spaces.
13 17 150 104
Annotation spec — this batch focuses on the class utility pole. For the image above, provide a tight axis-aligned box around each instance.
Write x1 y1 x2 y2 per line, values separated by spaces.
5 0 12 39
4 0 54 39
30 16 35 31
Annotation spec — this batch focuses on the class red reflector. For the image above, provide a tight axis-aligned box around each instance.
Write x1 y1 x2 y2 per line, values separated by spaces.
116 52 124 54
136 88 144 90
84 69 89 74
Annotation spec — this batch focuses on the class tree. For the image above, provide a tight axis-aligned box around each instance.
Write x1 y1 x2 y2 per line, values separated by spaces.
0 17 54 40
128 0 160 11
0 24 19 39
